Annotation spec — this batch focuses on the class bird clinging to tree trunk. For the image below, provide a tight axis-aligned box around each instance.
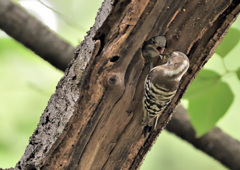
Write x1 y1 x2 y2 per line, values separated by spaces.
142 51 189 137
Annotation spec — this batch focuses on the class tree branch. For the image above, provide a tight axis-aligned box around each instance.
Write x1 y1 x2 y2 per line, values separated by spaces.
4 0 239 169
0 0 74 71
1 2 238 167
167 106 240 170
130 1 240 169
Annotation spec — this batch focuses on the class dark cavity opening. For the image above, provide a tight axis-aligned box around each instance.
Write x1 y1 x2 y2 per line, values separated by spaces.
110 56 120 62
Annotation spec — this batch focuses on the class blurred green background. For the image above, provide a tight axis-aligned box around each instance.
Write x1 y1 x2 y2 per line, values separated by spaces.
0 0 239 169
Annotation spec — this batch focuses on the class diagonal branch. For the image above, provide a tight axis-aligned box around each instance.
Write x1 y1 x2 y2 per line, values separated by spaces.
167 106 240 170
130 1 240 169
1 0 239 169
0 0 74 71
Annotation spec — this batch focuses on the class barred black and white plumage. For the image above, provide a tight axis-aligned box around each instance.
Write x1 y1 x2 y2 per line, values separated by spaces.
142 51 189 137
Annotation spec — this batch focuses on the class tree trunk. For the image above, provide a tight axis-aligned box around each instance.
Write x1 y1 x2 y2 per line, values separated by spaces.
16 0 240 169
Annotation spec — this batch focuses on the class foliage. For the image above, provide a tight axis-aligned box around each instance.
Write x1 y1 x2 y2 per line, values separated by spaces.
216 28 240 59
0 0 239 169
183 24 240 137
184 70 233 136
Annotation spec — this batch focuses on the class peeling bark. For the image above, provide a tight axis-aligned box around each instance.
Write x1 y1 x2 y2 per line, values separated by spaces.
15 0 240 169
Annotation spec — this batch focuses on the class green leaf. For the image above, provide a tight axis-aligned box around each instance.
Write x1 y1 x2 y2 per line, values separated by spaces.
184 70 220 100
216 28 240 58
184 70 234 137
236 67 240 80
199 69 220 78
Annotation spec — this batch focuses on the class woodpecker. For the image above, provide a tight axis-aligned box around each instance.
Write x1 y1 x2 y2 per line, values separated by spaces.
142 51 189 137
142 35 167 69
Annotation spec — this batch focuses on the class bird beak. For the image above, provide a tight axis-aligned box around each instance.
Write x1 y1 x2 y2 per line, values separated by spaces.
155 47 164 54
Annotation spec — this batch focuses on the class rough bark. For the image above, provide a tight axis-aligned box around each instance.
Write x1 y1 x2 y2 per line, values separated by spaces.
0 0 74 71
1 1 239 168
13 0 240 169
167 106 240 170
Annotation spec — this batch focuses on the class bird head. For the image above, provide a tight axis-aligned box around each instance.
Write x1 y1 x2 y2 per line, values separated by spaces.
148 35 166 55
162 51 189 80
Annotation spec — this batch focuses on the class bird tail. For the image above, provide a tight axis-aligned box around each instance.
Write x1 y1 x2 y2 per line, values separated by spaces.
142 117 158 137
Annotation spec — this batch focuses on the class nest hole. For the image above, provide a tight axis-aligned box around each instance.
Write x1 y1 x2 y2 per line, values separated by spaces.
110 56 120 62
